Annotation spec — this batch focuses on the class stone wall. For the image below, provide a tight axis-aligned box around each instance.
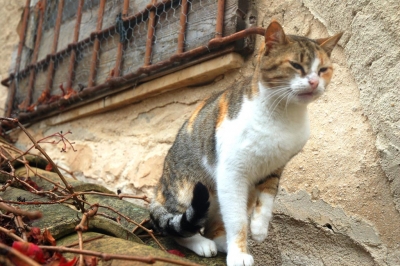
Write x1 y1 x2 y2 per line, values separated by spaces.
2 0 400 265
0 1 26 114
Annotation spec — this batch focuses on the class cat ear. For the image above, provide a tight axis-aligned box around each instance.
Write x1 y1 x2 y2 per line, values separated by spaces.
264 21 288 51
315 32 343 56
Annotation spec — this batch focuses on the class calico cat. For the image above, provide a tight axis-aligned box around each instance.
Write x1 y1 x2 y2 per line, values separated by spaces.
150 21 342 266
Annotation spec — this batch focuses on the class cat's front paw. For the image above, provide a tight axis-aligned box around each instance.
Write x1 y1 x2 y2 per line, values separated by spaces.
250 217 269 243
227 252 254 266
191 238 218 257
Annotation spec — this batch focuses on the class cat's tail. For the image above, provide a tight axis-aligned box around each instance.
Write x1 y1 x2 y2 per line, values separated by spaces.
150 182 210 237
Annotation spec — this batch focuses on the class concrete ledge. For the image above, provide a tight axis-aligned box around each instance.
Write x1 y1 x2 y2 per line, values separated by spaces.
48 53 244 125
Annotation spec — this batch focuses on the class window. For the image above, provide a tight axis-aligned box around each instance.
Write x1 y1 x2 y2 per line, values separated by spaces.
2 0 263 129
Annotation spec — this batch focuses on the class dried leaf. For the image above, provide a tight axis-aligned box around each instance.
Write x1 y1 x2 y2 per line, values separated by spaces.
45 163 53 171
18 98 29 111
63 87 77 100
26 103 37 112
37 89 51 104
28 227 43 244
167 249 185 257
11 241 46 263
84 256 98 266
43 228 56 246
25 179 41 192
59 84 66 96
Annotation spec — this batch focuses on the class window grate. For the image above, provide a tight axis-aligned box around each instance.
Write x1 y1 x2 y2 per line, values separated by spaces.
2 0 265 130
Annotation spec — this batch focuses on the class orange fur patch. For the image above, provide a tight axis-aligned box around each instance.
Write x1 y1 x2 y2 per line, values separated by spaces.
210 221 226 239
257 176 280 195
236 225 248 253
156 190 166 205
247 187 258 214
187 100 206 133
177 180 195 206
216 93 228 129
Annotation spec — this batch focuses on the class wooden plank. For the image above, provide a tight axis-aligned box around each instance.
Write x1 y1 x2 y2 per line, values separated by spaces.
121 21 148 76
102 0 124 29
52 56 70 93
14 75 30 110
57 18 75 52
128 0 148 15
32 66 48 102
47 52 243 125
151 4 181 63
95 34 119 85
73 43 93 89
185 0 218 51
78 4 100 41
37 0 59 62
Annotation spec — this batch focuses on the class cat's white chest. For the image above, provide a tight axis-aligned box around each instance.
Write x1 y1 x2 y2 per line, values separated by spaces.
215 96 310 182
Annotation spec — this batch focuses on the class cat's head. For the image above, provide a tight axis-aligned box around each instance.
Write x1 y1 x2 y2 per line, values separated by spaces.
258 21 343 105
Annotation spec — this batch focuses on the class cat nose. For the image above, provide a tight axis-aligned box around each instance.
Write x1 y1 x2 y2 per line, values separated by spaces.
308 77 319 90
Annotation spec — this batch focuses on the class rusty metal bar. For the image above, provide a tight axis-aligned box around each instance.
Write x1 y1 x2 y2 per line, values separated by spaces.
88 0 106 87
177 0 188 54
14 27 266 127
113 0 129 77
45 0 65 93
3 0 267 128
65 0 84 89
1 0 175 87
144 0 157 66
215 0 225 38
27 0 46 106
5 0 30 117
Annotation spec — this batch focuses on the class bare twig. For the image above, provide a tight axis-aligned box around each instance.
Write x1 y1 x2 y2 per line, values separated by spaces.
0 226 26 242
132 218 150 234
0 118 85 212
66 235 105 248
0 195 75 205
0 242 41 266
77 230 84 266
73 191 150 203
23 163 69 194
14 215 28 241
56 164 78 180
75 204 98 231
0 200 42 220
38 245 201 266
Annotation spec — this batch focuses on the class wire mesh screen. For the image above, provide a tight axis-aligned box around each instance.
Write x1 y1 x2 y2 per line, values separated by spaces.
2 0 262 128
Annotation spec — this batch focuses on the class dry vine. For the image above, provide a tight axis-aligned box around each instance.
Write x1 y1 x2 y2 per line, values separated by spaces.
0 117 198 266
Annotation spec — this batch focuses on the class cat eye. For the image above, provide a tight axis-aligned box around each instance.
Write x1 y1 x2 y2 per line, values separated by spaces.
319 67 328 74
289 61 305 74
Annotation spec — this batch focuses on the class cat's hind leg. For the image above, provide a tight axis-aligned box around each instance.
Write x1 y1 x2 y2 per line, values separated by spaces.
250 170 281 243
174 234 218 257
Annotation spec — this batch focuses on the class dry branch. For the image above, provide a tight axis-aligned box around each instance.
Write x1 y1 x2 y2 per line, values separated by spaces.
39 245 201 266
0 226 26 242
0 201 42 220
0 117 85 212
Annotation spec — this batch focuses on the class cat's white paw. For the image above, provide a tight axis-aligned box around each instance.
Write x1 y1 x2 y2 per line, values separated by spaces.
250 216 269 243
175 234 217 257
227 252 254 266
192 238 218 257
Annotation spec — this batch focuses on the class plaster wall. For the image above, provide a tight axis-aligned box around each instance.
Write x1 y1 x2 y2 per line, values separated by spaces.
2 0 400 264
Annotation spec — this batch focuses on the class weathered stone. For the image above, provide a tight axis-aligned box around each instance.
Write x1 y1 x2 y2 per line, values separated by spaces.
57 232 196 266
0 186 142 243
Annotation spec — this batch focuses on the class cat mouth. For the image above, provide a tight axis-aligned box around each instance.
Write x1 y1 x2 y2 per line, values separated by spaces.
297 91 315 97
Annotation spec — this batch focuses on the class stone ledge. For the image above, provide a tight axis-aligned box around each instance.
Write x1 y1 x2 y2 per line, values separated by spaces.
47 53 244 126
